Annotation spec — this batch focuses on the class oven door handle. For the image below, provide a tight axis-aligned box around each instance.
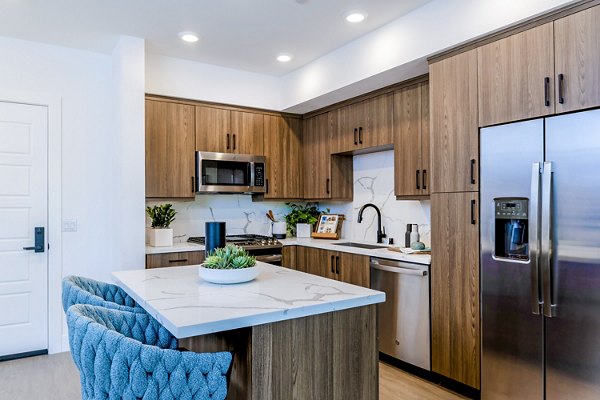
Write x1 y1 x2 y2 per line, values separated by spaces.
255 255 282 263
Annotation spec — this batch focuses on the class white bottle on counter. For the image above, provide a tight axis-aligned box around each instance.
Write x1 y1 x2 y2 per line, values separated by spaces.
410 224 420 245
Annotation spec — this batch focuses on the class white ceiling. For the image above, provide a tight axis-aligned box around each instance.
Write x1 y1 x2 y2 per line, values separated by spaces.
0 0 432 76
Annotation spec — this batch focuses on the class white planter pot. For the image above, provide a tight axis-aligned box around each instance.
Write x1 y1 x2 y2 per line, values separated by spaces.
296 223 312 238
147 228 173 247
199 266 260 284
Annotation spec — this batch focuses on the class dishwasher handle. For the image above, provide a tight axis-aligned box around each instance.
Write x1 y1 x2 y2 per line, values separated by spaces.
370 260 427 276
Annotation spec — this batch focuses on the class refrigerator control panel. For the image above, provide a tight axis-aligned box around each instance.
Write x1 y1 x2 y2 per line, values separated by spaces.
495 199 528 219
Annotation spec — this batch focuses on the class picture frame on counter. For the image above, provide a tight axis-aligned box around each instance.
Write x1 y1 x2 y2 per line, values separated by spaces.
312 214 344 240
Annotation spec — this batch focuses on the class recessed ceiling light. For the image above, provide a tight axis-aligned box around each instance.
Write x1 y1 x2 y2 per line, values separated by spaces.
277 54 293 63
345 11 367 23
179 31 199 43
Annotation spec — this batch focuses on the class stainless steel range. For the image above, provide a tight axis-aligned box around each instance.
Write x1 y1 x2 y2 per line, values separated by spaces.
188 234 283 265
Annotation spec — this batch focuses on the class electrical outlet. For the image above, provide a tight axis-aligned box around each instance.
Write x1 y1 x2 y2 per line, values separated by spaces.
63 218 77 232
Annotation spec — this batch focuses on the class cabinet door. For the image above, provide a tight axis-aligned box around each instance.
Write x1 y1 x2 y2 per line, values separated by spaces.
303 113 332 199
195 106 230 153
420 82 430 196
431 192 480 389
394 84 422 197
231 110 264 155
145 100 196 199
430 50 479 193
263 115 303 199
364 93 393 149
337 253 370 288
331 105 358 154
554 5 600 114
282 246 297 270
478 23 555 126
296 247 335 279
146 251 205 269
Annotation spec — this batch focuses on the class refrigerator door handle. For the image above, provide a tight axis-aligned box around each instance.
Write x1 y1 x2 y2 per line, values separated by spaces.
541 161 556 317
530 162 543 315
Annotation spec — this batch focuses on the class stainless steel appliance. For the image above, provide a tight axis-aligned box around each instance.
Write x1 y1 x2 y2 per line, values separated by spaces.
370 257 430 370
188 234 282 265
195 152 266 194
481 109 600 399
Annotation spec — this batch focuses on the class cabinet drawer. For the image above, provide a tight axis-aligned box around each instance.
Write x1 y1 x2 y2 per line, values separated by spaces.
146 251 205 269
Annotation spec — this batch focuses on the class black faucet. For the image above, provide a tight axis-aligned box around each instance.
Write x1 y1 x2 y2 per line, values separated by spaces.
357 203 387 243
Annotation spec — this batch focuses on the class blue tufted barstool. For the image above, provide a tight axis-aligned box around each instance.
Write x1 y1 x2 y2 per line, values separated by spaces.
62 275 144 314
67 304 232 400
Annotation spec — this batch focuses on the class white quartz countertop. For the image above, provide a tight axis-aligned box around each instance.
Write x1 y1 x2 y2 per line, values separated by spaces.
113 262 385 338
280 238 431 265
146 238 431 265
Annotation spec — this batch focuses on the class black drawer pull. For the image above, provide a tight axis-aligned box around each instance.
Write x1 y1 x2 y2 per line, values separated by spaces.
470 159 476 185
331 255 335 274
416 170 420 190
335 256 340 274
226 134 230 150
169 259 188 263
354 128 358 145
471 199 476 225
326 178 330 195
422 170 427 190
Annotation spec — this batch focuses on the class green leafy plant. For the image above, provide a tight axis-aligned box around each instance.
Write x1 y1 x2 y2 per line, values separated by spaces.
284 203 329 236
146 204 177 228
203 244 257 270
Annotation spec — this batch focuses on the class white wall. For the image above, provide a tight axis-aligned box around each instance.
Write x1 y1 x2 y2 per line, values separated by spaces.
145 53 282 110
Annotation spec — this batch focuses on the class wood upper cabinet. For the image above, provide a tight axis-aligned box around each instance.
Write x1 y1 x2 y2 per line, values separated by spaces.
295 246 370 288
394 82 430 197
331 94 393 153
430 49 479 193
554 5 600 114
195 106 264 155
263 115 303 199
478 22 555 127
303 113 353 201
146 100 196 199
431 192 480 389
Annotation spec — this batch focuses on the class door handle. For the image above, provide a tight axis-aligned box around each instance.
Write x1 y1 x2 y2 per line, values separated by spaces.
422 170 427 191
23 227 45 253
169 259 188 263
470 199 477 225
354 128 358 145
470 159 476 185
541 162 556 317
191 176 195 193
529 163 542 315
226 133 230 150
558 74 565 104
330 255 335 274
335 256 340 275
416 170 421 190
326 178 330 195
358 127 363 144
544 77 551 107
233 134 236 150
266 179 269 194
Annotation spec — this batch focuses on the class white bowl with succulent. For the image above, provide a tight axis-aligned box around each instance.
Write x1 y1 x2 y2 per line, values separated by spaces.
199 244 259 284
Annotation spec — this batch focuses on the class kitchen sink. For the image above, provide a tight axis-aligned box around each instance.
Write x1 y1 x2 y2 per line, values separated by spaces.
334 242 388 250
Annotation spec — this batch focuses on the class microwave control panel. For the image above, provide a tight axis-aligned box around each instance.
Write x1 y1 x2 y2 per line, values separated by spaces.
254 163 265 186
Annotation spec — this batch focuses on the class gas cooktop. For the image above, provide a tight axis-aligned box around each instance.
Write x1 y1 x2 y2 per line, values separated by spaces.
187 234 282 250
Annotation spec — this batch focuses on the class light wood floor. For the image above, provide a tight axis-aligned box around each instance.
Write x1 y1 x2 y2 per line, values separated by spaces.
0 353 466 399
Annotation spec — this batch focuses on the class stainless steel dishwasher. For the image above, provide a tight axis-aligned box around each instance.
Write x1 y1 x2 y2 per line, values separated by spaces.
370 257 430 370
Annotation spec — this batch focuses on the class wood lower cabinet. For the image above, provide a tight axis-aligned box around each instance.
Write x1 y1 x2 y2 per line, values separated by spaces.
478 22 555 126
554 5 600 114
303 113 353 201
282 246 297 270
145 100 196 199
430 50 479 193
263 115 303 199
195 106 264 155
295 246 370 288
431 192 480 389
146 251 205 269
394 82 430 197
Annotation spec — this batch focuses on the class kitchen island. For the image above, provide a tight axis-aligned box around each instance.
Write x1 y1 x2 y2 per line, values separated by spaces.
113 262 385 400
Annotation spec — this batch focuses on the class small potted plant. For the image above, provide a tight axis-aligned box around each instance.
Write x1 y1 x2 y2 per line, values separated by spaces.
146 204 177 247
284 203 328 238
199 244 258 284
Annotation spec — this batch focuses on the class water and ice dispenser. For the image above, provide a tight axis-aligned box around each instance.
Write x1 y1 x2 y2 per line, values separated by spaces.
494 198 529 261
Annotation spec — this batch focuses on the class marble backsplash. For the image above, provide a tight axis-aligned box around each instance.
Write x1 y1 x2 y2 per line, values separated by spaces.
146 150 430 246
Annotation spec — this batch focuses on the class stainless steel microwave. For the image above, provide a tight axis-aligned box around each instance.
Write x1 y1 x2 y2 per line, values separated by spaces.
195 152 266 194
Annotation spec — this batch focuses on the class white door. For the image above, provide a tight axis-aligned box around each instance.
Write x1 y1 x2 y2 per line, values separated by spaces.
0 102 48 357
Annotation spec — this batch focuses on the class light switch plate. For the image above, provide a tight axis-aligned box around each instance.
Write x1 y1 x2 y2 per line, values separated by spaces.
63 218 77 232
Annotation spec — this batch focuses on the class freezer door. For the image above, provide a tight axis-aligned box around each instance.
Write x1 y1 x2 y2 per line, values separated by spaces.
480 119 544 400
545 110 600 400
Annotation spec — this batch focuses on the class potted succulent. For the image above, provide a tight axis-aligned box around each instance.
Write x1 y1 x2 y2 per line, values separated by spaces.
199 244 259 284
146 204 177 247
284 203 328 238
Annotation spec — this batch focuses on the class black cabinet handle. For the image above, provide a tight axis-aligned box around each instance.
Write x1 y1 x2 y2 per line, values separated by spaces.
358 127 363 144
169 259 188 263
226 134 230 150
233 134 236 150
335 256 340 275
558 74 565 104
191 176 195 193
544 77 550 107
416 170 420 190
470 159 476 185
354 128 358 145
331 255 335 274
266 179 269 194
422 170 427 190
471 199 477 225
326 178 330 195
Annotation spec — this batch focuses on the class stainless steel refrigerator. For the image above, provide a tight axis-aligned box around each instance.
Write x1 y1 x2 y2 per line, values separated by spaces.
481 109 600 400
